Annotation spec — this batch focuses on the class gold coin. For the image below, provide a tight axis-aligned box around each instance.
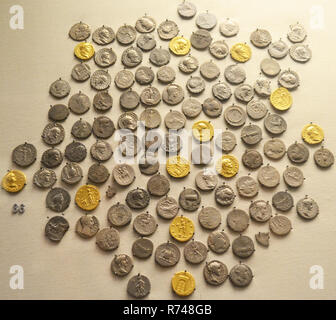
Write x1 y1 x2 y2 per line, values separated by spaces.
216 155 239 178
169 216 194 242
171 271 195 296
1 170 26 193
169 36 191 55
75 184 100 211
74 42 95 60
166 155 190 178
192 120 214 142
270 87 292 110
230 43 252 62
302 123 324 144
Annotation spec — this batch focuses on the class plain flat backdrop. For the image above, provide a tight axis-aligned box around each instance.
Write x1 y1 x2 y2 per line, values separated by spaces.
0 0 335 300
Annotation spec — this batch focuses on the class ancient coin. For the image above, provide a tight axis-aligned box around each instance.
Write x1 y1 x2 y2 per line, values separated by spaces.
135 15 156 33
149 47 170 66
263 138 286 160
155 242 180 267
76 215 100 239
215 154 239 178
314 147 334 168
242 149 263 170
178 55 199 73
93 91 113 112
112 164 135 186
182 98 202 118
184 240 208 264
61 162 83 185
114 69 134 89
264 113 287 135
202 97 222 117
140 86 161 106
234 84 254 103
75 184 100 211
133 212 157 236
250 29 272 48
158 19 179 40
169 216 194 242
254 77 271 97
48 104 69 122
88 163 110 184
169 36 191 55
156 196 179 219
257 165 280 188
90 70 111 90
200 61 220 80
108 202 132 227
12 143 37 167
157 66 175 83
118 133 140 157
247 99 267 120
94 48 117 67
126 188 150 209
179 188 201 211
171 271 195 296
164 110 186 130
283 166 304 188
140 108 161 129
33 167 56 188
191 144 212 165
195 170 218 191
249 200 272 222
147 174 170 196
96 227 120 251
232 235 255 258
241 124 262 145
289 44 312 62
74 42 95 60
106 185 117 199
69 22 91 41
190 29 212 50
111 254 133 277
288 23 307 43
296 196 319 220
186 76 205 94
224 104 247 127
121 46 143 67
203 260 228 286
92 116 115 139
207 230 230 253
198 206 221 230
2 170 26 193
236 176 259 198
142 130 163 151
92 25 115 45
224 64 246 84
215 131 236 153
120 89 140 110
46 187 71 212
272 191 294 212
127 274 151 298
132 238 154 259
45 216 69 242
220 18 239 37
229 263 253 287
255 232 270 247
269 215 292 236
135 66 155 85
215 184 235 206
90 140 113 162
196 12 217 30
209 40 229 59
302 123 324 144
41 148 63 168
260 58 280 77
118 112 138 131
177 1 197 19
139 154 159 175
71 63 91 82
68 92 90 115
230 43 252 62
278 69 300 90
71 119 92 139
287 142 309 163
162 84 184 105
136 33 157 51
166 155 190 178
116 24 137 45
212 82 232 101
49 78 71 99
65 141 87 162
268 39 288 59
227 208 249 232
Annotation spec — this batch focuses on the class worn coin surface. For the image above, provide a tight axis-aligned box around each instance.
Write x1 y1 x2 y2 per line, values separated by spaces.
209 40 229 59
198 206 221 230
140 108 162 129
135 66 155 85
111 254 134 276
127 274 151 298
94 48 117 67
219 18 239 37
118 112 138 131
12 143 37 167
232 235 255 258
41 148 63 168
162 84 184 105
75 184 100 211
90 70 111 90
126 188 150 209
234 84 254 103
230 43 251 62
65 141 87 162
33 167 56 188
241 124 262 145
263 138 286 160
121 46 143 67
287 142 309 164
158 20 179 40
257 165 280 188
61 162 83 185
113 164 135 186
215 155 239 178
171 271 195 297
136 33 157 51
260 58 281 77
120 89 140 110
215 184 235 206
195 170 218 191
289 44 312 62
196 12 217 30
264 113 287 135
133 212 157 236
254 77 271 97
224 64 246 84
203 260 228 286
2 170 26 193
149 48 170 66
215 131 236 153
179 188 201 211
247 99 267 120
69 22 91 41
93 91 113 112
190 29 212 50
184 240 208 264
270 87 292 111
269 215 292 236
288 23 307 43
155 242 180 267
250 29 272 48
268 39 289 59
139 154 159 175
71 63 91 82
46 187 71 212
207 230 230 253
314 147 334 168
186 76 205 94
224 104 247 127
147 174 170 197
283 166 304 188
227 208 249 232
71 119 92 139
177 1 197 18
92 116 115 139
170 216 194 242
114 69 134 89
302 123 324 144
241 150 263 170
200 61 220 80
45 216 69 242
48 104 70 122
68 92 90 115
76 215 100 239
49 78 71 99
140 86 161 106
278 69 300 90
90 140 113 162
166 155 190 178
182 98 202 118
116 24 137 45
272 191 294 212
92 25 115 45
157 66 176 83
108 203 132 227
178 55 199 73
249 200 272 222
135 15 156 33
202 97 223 117
296 196 319 220
96 227 120 251
74 42 95 60
118 133 140 157
212 82 232 101
255 232 270 247
88 163 110 184
229 263 253 287
132 238 154 259
236 176 259 198
142 130 163 151
156 196 179 219
164 110 186 130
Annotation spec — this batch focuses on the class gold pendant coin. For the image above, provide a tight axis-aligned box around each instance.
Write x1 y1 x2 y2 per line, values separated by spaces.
192 120 214 142
171 271 195 297
2 170 26 193
230 43 252 62
166 155 190 178
302 123 324 144
169 36 191 55
216 155 239 178
74 42 95 60
270 87 292 111
75 184 100 211
169 216 194 242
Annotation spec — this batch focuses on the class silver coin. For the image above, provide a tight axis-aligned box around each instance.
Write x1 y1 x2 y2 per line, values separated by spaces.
90 140 113 162
287 23 307 43
232 235 255 258
289 44 312 63
136 33 157 51
33 167 57 188
247 99 267 120
314 147 334 168
162 84 184 105
161 132 182 153
164 110 186 130
287 142 309 164
254 76 271 97
111 254 133 277
149 47 170 66
184 240 207 264
132 238 154 259
227 208 249 232
45 216 69 242
140 108 161 129
46 187 71 213
278 69 300 89
69 22 90 41
219 18 239 37
118 112 138 131
255 232 270 247
178 1 197 18
191 144 212 165
71 63 91 82
135 15 156 33
118 133 140 157
126 188 150 209
113 164 135 186
116 24 137 45
198 206 221 230
260 58 280 77
108 203 132 227
249 200 272 222
179 188 201 211
283 166 304 188
142 130 163 151
202 97 222 117
120 89 140 110
209 40 229 59
157 65 175 83
76 215 100 239
121 46 143 67
68 92 90 114
155 242 180 267
296 196 319 220
61 162 83 184
139 154 159 175
269 215 292 236
196 12 217 30
114 69 134 89
215 130 237 152
272 191 294 212
140 86 161 106
242 149 263 170
195 170 218 191
268 39 288 59
88 163 110 184
190 29 212 50
157 20 179 40
147 174 170 197
241 124 262 145
94 48 117 68
49 78 70 98
234 83 254 103
178 55 199 73
93 91 113 112
257 165 280 188
212 82 232 101
133 212 157 236
263 138 286 160
135 66 155 85
203 260 228 286
224 104 247 127
65 141 87 162
215 183 236 206
92 116 115 139
200 61 220 80
92 25 115 45
229 263 253 287
264 113 287 135
96 227 120 251
182 98 202 118
186 76 205 94
207 230 230 253
41 148 63 168
224 64 246 84
90 70 111 90
250 29 272 48
156 196 179 219
71 119 92 139
127 274 151 298
12 143 37 167
236 176 259 198
48 104 70 122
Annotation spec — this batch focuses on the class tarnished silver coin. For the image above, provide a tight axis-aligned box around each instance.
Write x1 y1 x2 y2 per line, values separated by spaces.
140 86 161 106
71 63 91 82
234 84 254 103
90 140 113 162
179 188 201 211
184 240 208 264
68 92 90 114
229 263 253 287
182 98 202 118
136 33 157 51
283 166 304 188
33 167 56 188
198 206 221 230
232 235 255 258
178 55 199 73
126 188 150 209
264 113 287 135
203 260 228 286
257 165 280 188
156 196 179 219
260 58 280 77
90 70 111 90
96 227 120 251
207 230 230 253
12 143 37 167
219 18 239 37
46 187 71 213
92 116 115 139
127 274 151 298
314 147 334 168
263 138 286 160
196 12 217 30
269 215 292 236
133 212 157 236
186 76 205 94
236 176 259 198
69 22 91 41
135 15 156 33
241 124 262 145
278 69 300 90
155 242 180 267
93 91 113 112
120 89 140 110
287 23 307 43
287 142 309 164
49 78 71 98
162 84 184 105
227 208 249 232
272 191 294 212
147 173 170 197
121 46 143 67
224 104 247 127
113 164 135 186
71 119 92 139
108 203 132 227
111 254 133 276
118 133 140 157
135 66 155 85
242 149 263 170
92 25 115 45
41 148 63 168
116 24 137 45
212 82 232 101
140 108 161 129
268 39 288 59
254 76 271 97
202 97 222 117
190 29 212 50
45 216 69 242
142 130 163 151
296 196 319 220
139 154 159 175
224 64 246 84
76 215 100 239
88 163 110 184
157 20 179 40
177 1 197 19
114 69 134 89
191 144 212 165
118 112 138 131
94 48 117 68
215 183 236 206
157 66 175 83
249 200 272 222
161 132 183 154
200 60 220 80
149 47 170 66
247 99 267 120
289 44 312 63
164 110 186 130
132 238 154 259
250 29 272 48
209 40 229 59
64 142 86 164
48 104 70 122
255 232 270 247
61 162 83 184
195 170 218 191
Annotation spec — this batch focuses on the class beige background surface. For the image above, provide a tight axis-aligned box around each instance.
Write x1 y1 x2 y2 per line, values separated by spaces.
0 0 336 300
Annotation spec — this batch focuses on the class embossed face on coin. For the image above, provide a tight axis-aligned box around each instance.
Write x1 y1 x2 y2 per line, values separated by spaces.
227 209 249 232
220 18 239 37
158 20 179 40
198 206 221 230
111 254 133 277
196 12 217 30
232 235 255 258
92 25 115 45
69 22 91 41
135 66 155 85
116 24 137 45
236 176 259 198
147 174 170 197
296 197 319 220
250 29 272 48
90 140 113 162
249 200 272 222
46 187 71 213
135 15 156 33
108 203 132 227
177 1 197 19
126 188 150 209
186 76 205 94
289 44 311 63
224 64 246 84
287 23 307 43
203 260 228 286
76 215 100 239
257 165 280 188
268 39 288 59
121 46 143 67
95 48 117 68
50 79 71 98
212 82 232 101
195 170 218 191
90 70 111 91
207 230 230 254
229 263 253 287
48 104 70 122
41 148 63 168
179 55 199 73
149 48 170 66
287 142 309 164
33 168 57 188
278 69 300 90
215 184 236 206
133 212 157 236
65 141 87 162
162 84 184 105
88 163 110 184
115 69 134 89
137 33 157 51
92 116 115 139
45 216 69 242
314 147 334 168
209 40 229 59
242 149 263 170
96 227 120 251
71 119 92 140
